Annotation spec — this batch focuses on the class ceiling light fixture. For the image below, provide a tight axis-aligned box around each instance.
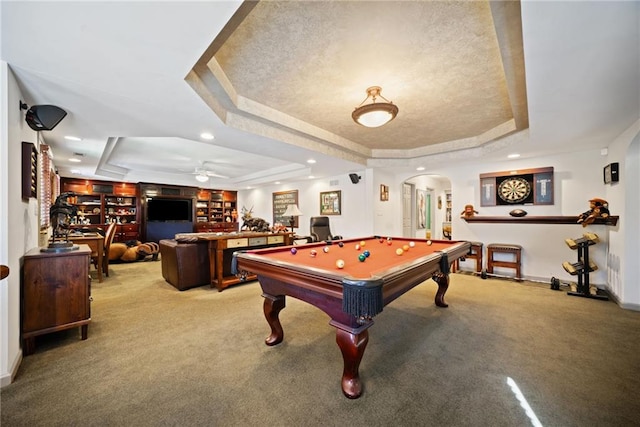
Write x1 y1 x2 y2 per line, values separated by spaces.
64 136 82 141
195 173 209 183
352 86 398 128
200 132 215 140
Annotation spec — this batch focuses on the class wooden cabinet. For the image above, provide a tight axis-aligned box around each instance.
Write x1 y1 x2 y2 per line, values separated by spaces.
194 190 239 232
22 245 92 355
61 178 140 242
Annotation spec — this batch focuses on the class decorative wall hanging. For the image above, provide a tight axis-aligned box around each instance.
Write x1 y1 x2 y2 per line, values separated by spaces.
273 190 299 227
320 190 341 215
380 184 389 201
480 167 554 207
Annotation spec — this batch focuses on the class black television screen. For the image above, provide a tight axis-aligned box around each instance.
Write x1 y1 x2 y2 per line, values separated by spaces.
147 198 192 222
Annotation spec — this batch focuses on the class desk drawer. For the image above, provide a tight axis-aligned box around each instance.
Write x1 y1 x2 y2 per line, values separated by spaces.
227 238 248 248
267 235 285 244
249 237 267 246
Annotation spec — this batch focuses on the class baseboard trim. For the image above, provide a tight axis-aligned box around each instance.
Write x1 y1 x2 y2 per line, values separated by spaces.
1 350 22 388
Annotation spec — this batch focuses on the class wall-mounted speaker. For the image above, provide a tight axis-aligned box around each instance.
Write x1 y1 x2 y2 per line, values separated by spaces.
25 105 67 131
349 173 361 184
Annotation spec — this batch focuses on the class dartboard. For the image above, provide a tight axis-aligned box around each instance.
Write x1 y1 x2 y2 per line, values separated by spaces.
498 177 531 204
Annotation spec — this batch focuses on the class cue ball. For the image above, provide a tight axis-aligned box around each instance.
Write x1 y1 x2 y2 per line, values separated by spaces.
403 244 410 251
355 244 360 250
409 241 416 248
323 246 330 253
290 248 297 255
396 248 404 255
358 254 366 262
310 249 317 257
427 240 432 246
336 259 345 269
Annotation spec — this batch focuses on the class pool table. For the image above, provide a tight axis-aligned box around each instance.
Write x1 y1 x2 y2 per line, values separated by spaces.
235 236 471 399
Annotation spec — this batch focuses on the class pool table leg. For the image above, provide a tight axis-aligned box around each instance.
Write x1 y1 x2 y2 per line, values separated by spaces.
335 328 369 399
432 272 450 308
263 294 286 346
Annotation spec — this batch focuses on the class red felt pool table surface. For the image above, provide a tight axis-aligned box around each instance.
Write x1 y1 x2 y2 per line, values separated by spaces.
244 236 458 279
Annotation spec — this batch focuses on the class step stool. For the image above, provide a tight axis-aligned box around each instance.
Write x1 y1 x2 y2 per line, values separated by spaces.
453 241 483 273
487 243 522 280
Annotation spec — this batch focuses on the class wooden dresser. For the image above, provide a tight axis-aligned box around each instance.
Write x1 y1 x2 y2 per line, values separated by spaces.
22 245 92 355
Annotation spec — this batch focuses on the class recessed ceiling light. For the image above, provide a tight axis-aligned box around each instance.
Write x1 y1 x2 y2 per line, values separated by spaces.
70 169 81 174
307 159 316 164
68 158 81 163
508 153 521 159
308 175 315 179
275 181 281 185
416 166 425 171
64 136 82 141
200 132 214 140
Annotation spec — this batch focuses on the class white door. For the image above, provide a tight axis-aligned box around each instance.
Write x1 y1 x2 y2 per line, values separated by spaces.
402 183 413 237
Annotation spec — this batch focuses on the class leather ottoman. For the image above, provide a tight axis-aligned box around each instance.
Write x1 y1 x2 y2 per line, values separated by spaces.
159 239 210 290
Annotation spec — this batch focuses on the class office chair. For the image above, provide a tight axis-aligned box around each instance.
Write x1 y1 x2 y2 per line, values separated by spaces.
309 216 343 242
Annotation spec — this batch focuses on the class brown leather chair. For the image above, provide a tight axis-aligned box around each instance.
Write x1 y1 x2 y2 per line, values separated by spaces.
159 239 210 290
309 216 343 242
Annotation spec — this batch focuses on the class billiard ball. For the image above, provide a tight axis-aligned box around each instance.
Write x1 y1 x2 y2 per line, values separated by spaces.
396 248 404 255
355 244 360 250
379 238 384 243
409 241 415 248
426 240 432 246
336 259 345 269
323 246 330 253
358 254 366 262
310 249 318 257
338 242 344 248
290 248 297 255
403 244 410 251
360 240 366 247
387 237 392 242
363 250 370 257
387 240 393 246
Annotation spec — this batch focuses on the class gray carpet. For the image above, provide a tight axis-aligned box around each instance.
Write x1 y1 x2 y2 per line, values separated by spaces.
2 260 639 426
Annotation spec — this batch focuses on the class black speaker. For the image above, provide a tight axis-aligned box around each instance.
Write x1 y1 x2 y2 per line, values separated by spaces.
349 173 361 184
25 105 67 131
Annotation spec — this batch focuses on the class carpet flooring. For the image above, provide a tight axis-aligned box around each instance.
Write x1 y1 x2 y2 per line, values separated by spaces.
2 260 639 426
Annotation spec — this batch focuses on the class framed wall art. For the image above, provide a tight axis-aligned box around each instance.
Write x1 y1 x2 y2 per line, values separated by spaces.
380 184 389 201
273 190 299 227
320 190 341 215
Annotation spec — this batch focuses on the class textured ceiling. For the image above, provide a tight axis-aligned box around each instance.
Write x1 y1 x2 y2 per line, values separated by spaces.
188 0 528 163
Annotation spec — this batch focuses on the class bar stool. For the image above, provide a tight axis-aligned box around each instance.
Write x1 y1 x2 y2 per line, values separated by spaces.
486 243 522 280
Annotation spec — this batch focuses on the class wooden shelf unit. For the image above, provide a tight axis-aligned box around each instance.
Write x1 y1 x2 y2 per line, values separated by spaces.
61 178 140 242
463 216 619 225
194 190 239 232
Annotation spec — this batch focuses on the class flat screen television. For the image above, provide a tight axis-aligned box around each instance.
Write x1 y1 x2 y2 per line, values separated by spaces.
146 198 192 222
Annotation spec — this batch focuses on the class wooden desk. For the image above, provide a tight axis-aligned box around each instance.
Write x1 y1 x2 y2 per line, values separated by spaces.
68 234 104 282
175 232 291 291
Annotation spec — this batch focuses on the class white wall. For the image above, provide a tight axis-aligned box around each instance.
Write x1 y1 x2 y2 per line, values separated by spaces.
1 63 41 386
238 169 373 239
605 119 640 309
394 149 621 288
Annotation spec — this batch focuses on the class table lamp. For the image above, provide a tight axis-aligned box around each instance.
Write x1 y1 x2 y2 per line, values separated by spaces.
283 204 303 233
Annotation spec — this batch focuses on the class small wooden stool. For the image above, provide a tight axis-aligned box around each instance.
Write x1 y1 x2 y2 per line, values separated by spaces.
487 243 522 280
452 241 483 273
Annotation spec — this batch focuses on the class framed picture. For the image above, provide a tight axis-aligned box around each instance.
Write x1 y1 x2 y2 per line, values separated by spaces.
320 190 341 215
273 190 299 227
380 184 389 201
416 189 427 229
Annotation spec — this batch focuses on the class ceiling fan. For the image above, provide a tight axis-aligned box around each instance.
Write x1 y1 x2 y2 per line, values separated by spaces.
190 161 229 182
